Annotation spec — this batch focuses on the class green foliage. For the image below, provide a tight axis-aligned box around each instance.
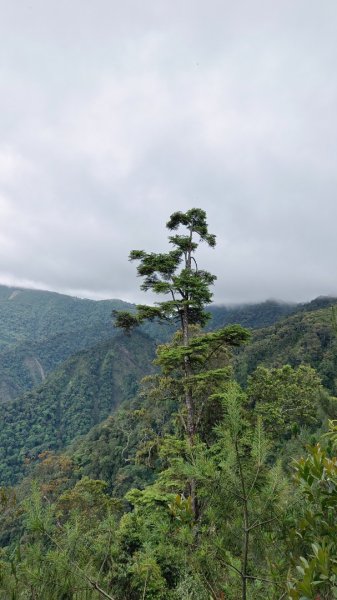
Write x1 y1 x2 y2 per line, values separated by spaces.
207 383 289 598
287 438 337 599
0 331 156 486
236 303 337 395
92 382 288 600
112 310 140 334
0 480 118 600
156 325 250 375
114 208 217 332
208 299 298 331
2 224 337 599
247 364 323 439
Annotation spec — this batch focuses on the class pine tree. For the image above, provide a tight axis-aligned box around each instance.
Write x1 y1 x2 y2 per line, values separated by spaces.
114 209 248 436
114 208 249 515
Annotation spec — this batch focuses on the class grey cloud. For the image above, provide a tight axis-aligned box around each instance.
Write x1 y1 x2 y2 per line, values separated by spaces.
0 1 337 303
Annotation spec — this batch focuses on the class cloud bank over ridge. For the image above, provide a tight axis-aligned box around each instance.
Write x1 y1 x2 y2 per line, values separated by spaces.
0 1 336 303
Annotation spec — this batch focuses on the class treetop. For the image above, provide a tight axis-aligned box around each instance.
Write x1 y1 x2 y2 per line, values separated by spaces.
166 208 216 247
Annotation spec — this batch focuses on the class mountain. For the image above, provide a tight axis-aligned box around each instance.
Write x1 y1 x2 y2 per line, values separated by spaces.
235 302 337 394
0 284 133 350
2 289 337 599
27 298 337 500
0 330 156 486
208 296 337 330
0 285 304 404
0 285 165 404
0 283 336 488
207 299 297 329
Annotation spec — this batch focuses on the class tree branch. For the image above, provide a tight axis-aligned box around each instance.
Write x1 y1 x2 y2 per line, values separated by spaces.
247 516 278 532
191 256 198 272
246 465 261 500
44 528 116 600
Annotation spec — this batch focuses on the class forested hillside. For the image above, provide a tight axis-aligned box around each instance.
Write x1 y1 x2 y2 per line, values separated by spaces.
3 296 335 494
0 210 337 599
0 283 325 489
0 285 132 349
236 304 337 394
0 330 156 486
0 284 302 405
0 286 133 402
0 210 336 600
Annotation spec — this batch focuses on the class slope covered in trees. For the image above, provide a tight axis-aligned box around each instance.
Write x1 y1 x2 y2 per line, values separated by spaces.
0 331 156 486
2 291 335 491
0 284 307 405
209 295 337 330
1 283 332 490
1 210 337 598
0 285 134 349
236 303 337 394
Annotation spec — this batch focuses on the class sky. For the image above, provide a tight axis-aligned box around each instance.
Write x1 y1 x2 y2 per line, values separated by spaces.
0 1 337 305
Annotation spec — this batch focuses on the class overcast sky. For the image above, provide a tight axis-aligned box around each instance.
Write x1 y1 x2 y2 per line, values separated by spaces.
0 1 337 304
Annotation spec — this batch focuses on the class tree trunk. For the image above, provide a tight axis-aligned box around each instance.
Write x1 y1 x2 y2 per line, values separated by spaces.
182 305 198 517
182 307 194 437
236 438 249 600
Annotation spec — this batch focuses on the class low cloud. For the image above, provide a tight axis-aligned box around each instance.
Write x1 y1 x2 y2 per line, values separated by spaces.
0 0 336 303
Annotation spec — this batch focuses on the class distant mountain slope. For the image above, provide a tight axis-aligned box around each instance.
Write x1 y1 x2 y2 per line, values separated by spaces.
0 284 311 405
0 284 132 349
235 303 337 394
0 284 314 352
3 291 336 491
208 296 337 330
0 330 156 486
207 299 297 329
64 301 337 500
0 322 126 403
0 283 335 398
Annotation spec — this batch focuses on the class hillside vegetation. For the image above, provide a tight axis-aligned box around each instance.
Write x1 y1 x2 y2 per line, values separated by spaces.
0 204 337 600
0 331 155 485
0 283 312 407
236 303 337 394
0 285 134 348
0 283 324 489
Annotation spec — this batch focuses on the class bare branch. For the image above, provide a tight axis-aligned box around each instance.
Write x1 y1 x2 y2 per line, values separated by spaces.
191 256 198 272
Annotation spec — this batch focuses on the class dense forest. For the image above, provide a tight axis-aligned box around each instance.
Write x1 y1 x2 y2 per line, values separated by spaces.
0 209 336 599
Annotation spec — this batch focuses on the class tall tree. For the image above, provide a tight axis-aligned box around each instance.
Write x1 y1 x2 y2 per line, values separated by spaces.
114 208 249 515
114 209 248 439
114 209 216 441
